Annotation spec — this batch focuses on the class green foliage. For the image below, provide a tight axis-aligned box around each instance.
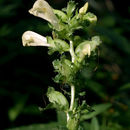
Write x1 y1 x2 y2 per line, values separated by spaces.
8 123 62 130
47 87 69 111
0 0 130 130
80 103 112 121
90 117 100 130
53 57 76 84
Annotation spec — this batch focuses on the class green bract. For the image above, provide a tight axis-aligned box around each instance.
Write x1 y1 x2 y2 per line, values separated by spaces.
47 87 69 111
22 1 102 130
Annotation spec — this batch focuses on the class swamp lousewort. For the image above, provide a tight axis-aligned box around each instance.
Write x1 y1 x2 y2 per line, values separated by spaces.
22 0 103 129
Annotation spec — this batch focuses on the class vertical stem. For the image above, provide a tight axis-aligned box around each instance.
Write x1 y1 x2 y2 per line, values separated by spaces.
70 84 75 111
70 41 75 63
69 40 75 111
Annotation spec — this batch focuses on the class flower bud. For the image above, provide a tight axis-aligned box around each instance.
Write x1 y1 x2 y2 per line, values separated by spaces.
79 2 88 14
83 12 97 23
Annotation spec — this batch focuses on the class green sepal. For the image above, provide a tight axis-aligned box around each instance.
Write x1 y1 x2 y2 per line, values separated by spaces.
83 12 97 24
47 87 69 111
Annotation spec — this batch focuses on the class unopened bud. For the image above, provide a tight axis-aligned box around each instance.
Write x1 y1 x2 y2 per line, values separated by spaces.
79 2 88 14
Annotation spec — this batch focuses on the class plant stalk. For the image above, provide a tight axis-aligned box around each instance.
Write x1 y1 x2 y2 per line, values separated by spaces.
70 84 75 111
69 40 75 111
70 40 75 63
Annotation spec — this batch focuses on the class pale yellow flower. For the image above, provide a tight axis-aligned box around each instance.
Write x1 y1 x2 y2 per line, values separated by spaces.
29 0 59 30
22 31 51 47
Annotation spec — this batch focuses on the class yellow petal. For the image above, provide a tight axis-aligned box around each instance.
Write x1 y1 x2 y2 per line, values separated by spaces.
29 0 59 30
22 31 50 47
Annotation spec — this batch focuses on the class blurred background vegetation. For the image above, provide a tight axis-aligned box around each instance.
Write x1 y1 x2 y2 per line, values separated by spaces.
0 0 130 129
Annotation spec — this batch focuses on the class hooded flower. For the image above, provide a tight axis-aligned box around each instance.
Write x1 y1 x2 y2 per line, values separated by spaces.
29 0 59 30
22 31 51 47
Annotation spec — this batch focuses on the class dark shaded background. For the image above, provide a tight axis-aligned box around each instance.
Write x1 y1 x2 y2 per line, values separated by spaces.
0 0 130 129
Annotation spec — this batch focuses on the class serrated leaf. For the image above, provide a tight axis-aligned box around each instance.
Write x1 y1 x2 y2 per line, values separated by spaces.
47 87 69 111
54 39 69 53
48 38 69 54
53 58 75 83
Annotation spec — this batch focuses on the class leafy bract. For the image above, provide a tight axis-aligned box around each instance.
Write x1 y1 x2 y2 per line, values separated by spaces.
47 87 69 111
53 58 76 83
47 37 69 54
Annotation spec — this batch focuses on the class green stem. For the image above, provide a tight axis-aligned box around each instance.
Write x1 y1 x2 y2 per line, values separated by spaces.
70 40 75 63
70 84 75 110
69 40 75 111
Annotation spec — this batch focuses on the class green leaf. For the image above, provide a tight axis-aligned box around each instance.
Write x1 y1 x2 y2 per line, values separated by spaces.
80 103 112 121
54 39 70 53
7 123 59 130
119 83 130 91
57 111 67 126
47 87 69 111
48 38 69 54
8 95 28 121
53 9 67 22
53 58 75 83
66 1 76 18
90 117 100 130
